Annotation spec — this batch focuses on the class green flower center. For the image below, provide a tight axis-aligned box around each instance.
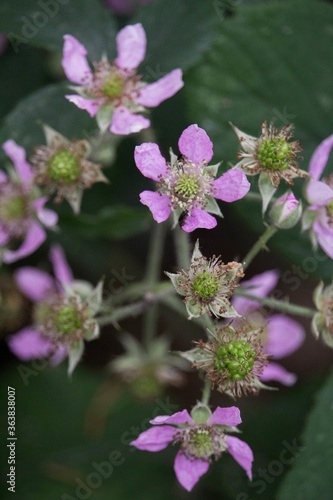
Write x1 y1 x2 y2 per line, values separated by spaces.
102 71 124 99
192 272 219 300
131 373 161 399
54 305 83 335
187 428 213 459
175 173 200 199
0 194 27 221
215 340 256 381
257 138 292 171
47 150 80 184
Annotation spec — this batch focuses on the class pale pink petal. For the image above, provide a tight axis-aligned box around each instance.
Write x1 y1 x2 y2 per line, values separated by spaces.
212 168 250 202
0 170 8 182
0 228 10 245
14 267 54 302
306 180 333 206
140 190 171 222
130 425 177 451
208 406 241 426
265 315 305 358
34 197 58 227
62 35 93 85
2 140 33 183
233 270 280 315
226 436 253 480
49 244 73 286
115 23 146 70
309 133 333 180
3 222 46 264
110 106 150 135
136 69 184 107
65 95 102 118
261 363 297 386
7 326 52 360
313 219 333 259
181 207 217 232
150 409 192 425
50 345 68 366
134 143 168 181
178 124 213 165
174 451 209 492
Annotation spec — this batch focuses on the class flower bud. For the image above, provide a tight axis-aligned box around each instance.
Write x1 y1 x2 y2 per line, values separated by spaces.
269 191 302 229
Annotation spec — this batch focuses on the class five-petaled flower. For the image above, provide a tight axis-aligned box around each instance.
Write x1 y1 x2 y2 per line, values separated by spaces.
0 140 58 264
7 245 103 375
61 23 183 135
130 403 253 492
303 133 333 260
135 124 250 231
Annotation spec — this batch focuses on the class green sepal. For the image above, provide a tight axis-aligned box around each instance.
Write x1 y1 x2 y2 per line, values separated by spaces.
68 339 84 376
205 195 223 218
96 103 114 134
259 171 276 214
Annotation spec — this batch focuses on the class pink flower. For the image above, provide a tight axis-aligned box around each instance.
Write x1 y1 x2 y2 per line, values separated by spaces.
304 134 333 259
135 124 250 232
130 404 253 492
7 245 103 374
233 270 305 386
0 140 58 264
61 24 183 135
269 191 302 229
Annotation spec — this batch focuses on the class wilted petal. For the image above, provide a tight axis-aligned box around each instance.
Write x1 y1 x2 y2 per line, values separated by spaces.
306 179 333 206
308 133 333 181
3 222 46 264
226 435 253 480
208 406 241 426
65 95 101 117
182 207 217 232
178 124 213 165
134 143 168 181
49 244 73 286
2 139 33 183
62 35 93 85
150 409 192 425
14 267 54 302
115 23 146 70
136 69 183 107
265 315 305 358
7 326 52 360
212 167 250 202
261 363 297 386
140 190 171 222
233 270 280 316
174 451 209 492
130 425 176 451
110 106 150 135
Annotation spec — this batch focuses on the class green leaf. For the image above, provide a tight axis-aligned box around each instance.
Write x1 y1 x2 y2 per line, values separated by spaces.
277 369 333 500
0 0 117 58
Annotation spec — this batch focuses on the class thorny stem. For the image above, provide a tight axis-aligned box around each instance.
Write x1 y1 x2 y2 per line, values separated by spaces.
235 290 316 317
242 224 277 272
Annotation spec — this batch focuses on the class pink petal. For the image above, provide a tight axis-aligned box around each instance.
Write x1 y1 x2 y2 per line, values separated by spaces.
140 190 171 222
50 345 68 366
130 425 177 451
233 270 280 316
306 180 333 206
3 222 46 264
265 315 305 358
181 207 217 232
178 124 213 165
174 451 209 492
136 69 184 107
110 106 150 135
115 23 146 70
208 406 241 426
0 170 8 182
150 409 192 425
0 227 10 245
14 267 54 302
226 436 253 480
313 219 333 259
34 197 58 227
7 326 52 360
49 245 73 286
65 95 101 118
2 139 33 183
62 35 93 85
212 167 250 202
134 143 168 181
309 133 333 180
261 363 297 386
